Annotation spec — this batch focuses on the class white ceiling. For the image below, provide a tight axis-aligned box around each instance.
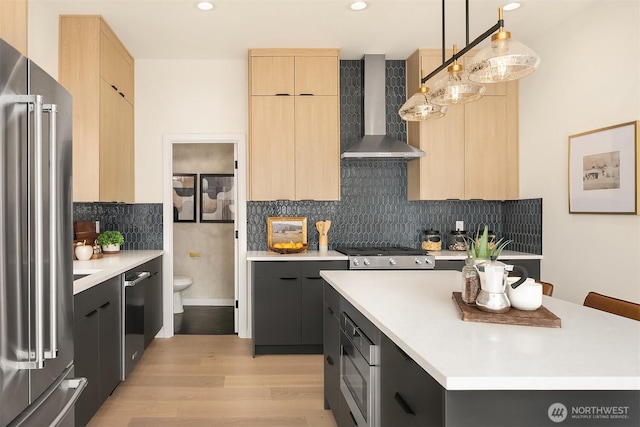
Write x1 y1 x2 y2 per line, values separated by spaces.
31 0 599 60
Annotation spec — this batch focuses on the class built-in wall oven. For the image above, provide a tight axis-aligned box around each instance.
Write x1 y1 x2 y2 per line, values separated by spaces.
340 305 381 427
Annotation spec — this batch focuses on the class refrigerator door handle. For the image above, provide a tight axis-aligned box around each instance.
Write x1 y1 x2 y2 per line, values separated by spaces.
9 94 46 370
43 103 59 360
49 377 88 426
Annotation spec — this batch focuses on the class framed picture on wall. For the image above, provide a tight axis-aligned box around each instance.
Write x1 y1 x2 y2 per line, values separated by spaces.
172 174 197 222
267 216 307 249
200 174 235 223
568 121 638 214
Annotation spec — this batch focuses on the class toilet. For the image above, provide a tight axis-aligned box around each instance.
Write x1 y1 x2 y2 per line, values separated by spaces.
173 276 193 314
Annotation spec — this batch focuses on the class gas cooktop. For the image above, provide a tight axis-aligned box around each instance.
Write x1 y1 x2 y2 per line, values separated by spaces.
335 246 435 270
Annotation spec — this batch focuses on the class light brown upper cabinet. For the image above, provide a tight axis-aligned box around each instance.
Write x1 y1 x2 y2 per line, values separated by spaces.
0 0 28 55
248 48 340 201
59 15 135 203
406 48 519 201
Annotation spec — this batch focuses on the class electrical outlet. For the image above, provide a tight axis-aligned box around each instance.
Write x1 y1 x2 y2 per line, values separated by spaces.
455 221 464 231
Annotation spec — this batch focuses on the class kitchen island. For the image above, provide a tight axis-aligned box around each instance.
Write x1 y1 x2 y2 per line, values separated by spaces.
321 270 639 426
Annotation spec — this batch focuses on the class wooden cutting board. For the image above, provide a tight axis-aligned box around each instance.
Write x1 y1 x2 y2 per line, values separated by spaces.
452 292 561 328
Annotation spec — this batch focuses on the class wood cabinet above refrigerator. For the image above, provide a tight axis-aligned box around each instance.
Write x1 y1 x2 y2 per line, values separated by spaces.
0 0 27 55
59 15 135 203
406 48 519 201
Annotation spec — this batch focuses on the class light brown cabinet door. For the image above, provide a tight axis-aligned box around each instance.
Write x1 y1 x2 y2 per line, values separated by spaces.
250 56 295 95
100 27 134 104
406 48 518 201
294 96 340 200
294 57 338 96
99 80 134 203
0 0 27 55
250 96 296 200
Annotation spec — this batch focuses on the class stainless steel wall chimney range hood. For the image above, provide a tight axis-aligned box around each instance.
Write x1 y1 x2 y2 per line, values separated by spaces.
341 54 425 159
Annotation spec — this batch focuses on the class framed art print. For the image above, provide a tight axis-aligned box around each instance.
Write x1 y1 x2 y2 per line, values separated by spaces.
569 121 638 214
200 174 235 223
172 174 197 222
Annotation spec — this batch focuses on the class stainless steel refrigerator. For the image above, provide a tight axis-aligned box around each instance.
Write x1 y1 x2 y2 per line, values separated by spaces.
0 38 86 426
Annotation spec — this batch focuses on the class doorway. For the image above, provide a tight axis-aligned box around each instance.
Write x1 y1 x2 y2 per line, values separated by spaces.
162 134 248 339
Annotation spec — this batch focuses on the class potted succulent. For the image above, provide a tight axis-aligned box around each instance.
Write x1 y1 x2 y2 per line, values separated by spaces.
461 226 512 304
96 230 124 254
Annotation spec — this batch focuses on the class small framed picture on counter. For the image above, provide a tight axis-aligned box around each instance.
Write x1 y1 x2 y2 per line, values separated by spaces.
200 174 234 223
172 174 196 222
267 216 307 248
568 121 638 214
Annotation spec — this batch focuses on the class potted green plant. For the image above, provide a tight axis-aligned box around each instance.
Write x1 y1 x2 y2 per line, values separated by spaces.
467 225 511 260
96 230 124 254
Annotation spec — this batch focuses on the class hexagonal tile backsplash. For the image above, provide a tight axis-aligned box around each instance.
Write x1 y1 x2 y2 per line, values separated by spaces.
73 60 542 255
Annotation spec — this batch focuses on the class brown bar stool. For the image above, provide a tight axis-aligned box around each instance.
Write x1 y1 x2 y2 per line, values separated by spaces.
583 292 640 321
536 280 554 297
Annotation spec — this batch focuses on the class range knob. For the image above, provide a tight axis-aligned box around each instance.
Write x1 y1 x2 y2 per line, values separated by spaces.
425 257 433 264
363 258 370 266
352 259 360 266
414 258 422 265
389 258 397 266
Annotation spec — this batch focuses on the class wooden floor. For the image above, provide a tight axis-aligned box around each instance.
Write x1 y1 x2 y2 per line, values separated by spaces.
88 335 338 427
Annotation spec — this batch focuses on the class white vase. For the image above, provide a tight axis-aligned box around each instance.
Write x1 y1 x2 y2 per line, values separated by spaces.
102 244 120 254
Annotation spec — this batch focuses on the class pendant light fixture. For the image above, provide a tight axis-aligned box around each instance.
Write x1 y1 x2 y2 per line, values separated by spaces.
399 71 448 121
467 8 540 83
398 0 540 121
430 44 485 105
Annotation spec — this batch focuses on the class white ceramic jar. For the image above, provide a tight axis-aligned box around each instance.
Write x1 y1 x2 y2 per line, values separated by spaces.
507 278 543 311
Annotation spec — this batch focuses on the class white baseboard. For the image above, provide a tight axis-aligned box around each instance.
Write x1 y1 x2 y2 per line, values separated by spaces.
182 298 234 307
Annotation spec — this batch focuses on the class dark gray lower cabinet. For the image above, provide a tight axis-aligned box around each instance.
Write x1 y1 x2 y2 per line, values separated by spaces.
73 275 121 426
142 256 163 348
253 260 347 354
380 334 444 427
435 258 541 279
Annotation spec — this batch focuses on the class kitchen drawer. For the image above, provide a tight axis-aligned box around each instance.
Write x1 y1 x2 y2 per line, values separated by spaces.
299 260 347 277
74 275 121 321
380 376 422 427
380 334 444 426
254 261 300 278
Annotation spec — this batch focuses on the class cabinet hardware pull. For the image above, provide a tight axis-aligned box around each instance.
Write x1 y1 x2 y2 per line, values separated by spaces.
119 92 125 98
100 301 111 309
275 93 291 96
395 344 412 361
326 355 334 366
298 93 314 96
394 392 415 415
327 306 334 315
111 85 118 91
87 309 98 318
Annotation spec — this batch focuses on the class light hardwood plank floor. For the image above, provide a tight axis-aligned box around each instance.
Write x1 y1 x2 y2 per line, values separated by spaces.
88 335 338 427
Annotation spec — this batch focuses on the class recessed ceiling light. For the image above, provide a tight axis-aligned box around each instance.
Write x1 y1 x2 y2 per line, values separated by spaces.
350 1 368 11
503 2 521 11
197 1 214 11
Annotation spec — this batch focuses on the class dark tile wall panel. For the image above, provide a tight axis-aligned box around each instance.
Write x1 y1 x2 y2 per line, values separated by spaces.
73 203 163 250
247 60 543 253
503 198 543 254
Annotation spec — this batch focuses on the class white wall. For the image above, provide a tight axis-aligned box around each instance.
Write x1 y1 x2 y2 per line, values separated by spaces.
519 0 640 304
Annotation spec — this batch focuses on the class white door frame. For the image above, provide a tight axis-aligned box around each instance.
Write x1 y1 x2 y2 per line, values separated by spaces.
161 133 249 339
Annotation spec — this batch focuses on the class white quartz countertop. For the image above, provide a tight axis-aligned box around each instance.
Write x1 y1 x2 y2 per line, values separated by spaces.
73 250 164 295
246 249 541 262
320 270 640 391
246 250 348 261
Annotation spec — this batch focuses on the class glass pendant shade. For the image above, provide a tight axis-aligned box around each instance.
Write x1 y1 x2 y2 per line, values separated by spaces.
399 86 448 121
430 62 486 106
467 31 540 83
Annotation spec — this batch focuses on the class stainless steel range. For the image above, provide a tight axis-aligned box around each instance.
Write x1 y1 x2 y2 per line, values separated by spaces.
335 246 436 270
